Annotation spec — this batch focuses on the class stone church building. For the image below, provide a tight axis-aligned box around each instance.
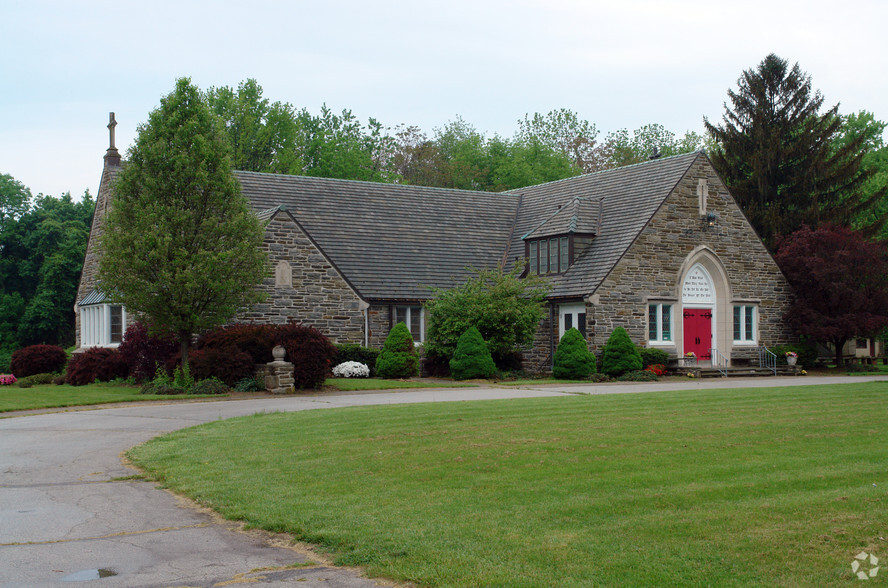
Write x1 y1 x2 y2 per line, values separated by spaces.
76 119 794 372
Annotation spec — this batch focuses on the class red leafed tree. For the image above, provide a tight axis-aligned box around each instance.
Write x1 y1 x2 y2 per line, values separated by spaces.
775 225 888 367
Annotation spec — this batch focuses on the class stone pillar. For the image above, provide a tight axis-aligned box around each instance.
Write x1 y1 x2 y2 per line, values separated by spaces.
265 345 294 394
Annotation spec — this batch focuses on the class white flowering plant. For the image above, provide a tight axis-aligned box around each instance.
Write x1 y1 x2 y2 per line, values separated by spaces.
332 361 370 378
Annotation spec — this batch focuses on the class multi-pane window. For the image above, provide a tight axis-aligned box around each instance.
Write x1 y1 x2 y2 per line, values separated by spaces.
80 304 126 347
648 303 672 344
527 236 571 275
395 306 424 343
733 305 756 343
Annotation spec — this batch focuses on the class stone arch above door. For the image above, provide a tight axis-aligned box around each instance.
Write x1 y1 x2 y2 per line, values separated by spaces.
675 248 733 362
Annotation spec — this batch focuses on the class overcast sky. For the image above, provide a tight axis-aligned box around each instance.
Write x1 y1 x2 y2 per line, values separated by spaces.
2 0 886 199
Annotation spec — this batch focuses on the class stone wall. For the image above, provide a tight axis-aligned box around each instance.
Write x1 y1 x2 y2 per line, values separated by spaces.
522 157 794 373
237 211 366 345
589 157 793 360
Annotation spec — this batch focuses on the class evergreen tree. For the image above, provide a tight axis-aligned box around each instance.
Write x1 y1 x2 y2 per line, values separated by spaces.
99 78 267 369
449 326 497 380
552 327 596 379
600 327 642 377
375 322 419 378
704 54 883 250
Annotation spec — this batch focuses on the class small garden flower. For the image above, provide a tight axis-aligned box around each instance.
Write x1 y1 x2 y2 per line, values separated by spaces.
0 374 17 386
332 361 370 378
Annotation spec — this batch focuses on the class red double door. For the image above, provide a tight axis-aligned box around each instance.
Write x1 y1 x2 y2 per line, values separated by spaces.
683 308 712 361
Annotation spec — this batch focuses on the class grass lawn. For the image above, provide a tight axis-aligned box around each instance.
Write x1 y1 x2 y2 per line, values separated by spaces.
324 378 476 391
0 383 221 413
128 381 888 586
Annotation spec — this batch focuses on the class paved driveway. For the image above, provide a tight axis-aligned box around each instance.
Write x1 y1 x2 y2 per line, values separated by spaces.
1 377 884 587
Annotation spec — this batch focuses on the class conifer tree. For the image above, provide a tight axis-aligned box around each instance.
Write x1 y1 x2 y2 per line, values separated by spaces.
552 328 596 380
600 327 642 377
705 54 883 250
449 326 497 380
99 78 267 368
375 322 419 378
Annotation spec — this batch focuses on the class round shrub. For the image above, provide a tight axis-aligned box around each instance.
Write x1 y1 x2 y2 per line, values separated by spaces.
16 373 56 386
332 361 371 378
11 345 67 378
601 327 643 377
276 322 336 390
616 369 659 382
333 344 380 377
376 322 419 379
66 348 118 386
117 322 179 383
553 328 596 379
638 347 670 369
234 376 265 392
140 381 185 395
190 377 230 395
449 327 497 381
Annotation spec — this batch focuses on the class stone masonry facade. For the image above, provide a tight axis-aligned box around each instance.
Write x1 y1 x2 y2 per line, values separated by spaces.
523 158 794 372
238 211 366 344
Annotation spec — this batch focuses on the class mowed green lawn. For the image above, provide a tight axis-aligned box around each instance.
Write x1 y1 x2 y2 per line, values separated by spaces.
128 382 888 586
0 383 218 412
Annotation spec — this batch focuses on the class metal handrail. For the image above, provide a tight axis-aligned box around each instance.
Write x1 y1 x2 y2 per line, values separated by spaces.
759 346 777 376
710 348 729 377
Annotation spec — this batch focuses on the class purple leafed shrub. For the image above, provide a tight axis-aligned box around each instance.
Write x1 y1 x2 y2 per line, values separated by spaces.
117 322 179 383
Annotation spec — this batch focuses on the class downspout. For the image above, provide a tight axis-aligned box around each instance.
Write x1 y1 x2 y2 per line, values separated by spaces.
549 303 556 371
358 300 370 347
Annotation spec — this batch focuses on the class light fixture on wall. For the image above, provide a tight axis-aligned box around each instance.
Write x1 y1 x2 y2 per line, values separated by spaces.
702 211 718 230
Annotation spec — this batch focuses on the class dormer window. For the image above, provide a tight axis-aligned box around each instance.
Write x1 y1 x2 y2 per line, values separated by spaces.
527 236 571 275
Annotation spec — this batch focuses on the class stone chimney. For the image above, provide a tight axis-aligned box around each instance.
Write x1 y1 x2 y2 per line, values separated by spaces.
103 112 121 167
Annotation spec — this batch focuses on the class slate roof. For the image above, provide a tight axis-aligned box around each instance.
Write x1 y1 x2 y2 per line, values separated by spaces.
506 152 702 298
237 172 521 301
523 196 600 240
227 152 701 302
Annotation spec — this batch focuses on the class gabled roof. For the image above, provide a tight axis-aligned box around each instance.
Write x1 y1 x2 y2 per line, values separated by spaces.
238 172 521 301
507 152 702 298
522 196 600 240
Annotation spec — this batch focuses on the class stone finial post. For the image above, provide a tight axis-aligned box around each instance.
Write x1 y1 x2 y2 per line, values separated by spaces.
265 345 294 394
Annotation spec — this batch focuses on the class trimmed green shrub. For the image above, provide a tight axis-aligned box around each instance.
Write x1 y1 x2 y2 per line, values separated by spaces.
234 376 265 392
553 328 596 379
376 322 419 379
449 327 497 381
190 377 230 395
17 372 57 386
601 327 643 377
333 344 381 377
638 347 670 369
11 345 67 378
768 342 818 368
617 369 659 382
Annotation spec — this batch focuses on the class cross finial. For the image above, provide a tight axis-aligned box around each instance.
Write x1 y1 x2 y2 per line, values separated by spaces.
108 112 117 150
104 112 121 166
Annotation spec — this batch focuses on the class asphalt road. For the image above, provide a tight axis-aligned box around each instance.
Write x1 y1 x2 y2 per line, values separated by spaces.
1 376 884 587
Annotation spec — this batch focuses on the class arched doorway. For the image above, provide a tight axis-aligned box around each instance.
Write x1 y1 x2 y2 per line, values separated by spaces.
682 264 715 361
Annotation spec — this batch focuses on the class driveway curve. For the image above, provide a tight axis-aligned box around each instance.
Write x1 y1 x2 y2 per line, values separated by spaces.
1 376 884 587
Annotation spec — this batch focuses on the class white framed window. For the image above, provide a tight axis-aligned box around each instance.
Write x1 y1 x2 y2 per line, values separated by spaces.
394 306 424 344
733 305 756 344
648 303 673 345
559 303 587 340
80 304 126 347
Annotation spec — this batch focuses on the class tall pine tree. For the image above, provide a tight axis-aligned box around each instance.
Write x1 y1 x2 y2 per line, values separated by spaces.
705 54 884 250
